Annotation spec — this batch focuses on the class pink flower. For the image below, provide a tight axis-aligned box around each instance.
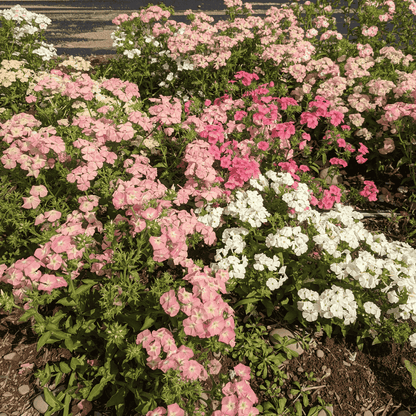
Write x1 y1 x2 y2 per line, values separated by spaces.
180 360 202 381
378 138 395 154
146 406 167 416
163 298 181 317
46 253 63 270
142 207 159 220
22 195 41 209
218 326 235 346
208 359 222 375
206 316 225 336
257 141 269 151
167 404 185 416
136 329 153 346
221 395 238 416
50 235 72 254
30 185 47 197
234 364 251 381
337 138 346 148
44 210 62 223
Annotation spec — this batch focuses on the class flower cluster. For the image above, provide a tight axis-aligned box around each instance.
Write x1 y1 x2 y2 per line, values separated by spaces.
297 285 358 324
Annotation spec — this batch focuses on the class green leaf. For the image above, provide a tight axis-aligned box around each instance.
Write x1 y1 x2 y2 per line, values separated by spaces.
56 298 77 307
59 362 72 374
283 308 298 324
261 298 274 317
322 323 332 338
140 316 155 331
404 359 416 389
87 380 107 401
295 400 302 416
106 385 128 406
70 357 84 371
37 331 52 352
232 297 259 309
74 280 96 296
43 387 63 409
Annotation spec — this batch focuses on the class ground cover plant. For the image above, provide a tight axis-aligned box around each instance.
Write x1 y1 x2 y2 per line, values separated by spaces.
1 0 416 415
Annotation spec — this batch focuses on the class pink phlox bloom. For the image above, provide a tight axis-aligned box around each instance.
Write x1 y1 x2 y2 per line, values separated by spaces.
44 210 62 222
158 358 179 373
329 157 347 168
245 407 260 416
38 273 66 293
163 298 181 317
161 335 177 353
203 300 220 320
207 316 225 337
45 253 64 271
146 406 167 416
237 397 252 416
219 326 235 347
183 316 203 337
34 243 51 261
136 329 153 346
177 287 193 304
180 359 203 381
257 141 269 151
234 364 251 381
50 235 72 254
147 339 162 357
150 234 168 251
358 142 369 155
152 327 173 340
141 207 159 220
221 394 238 416
160 289 177 307
234 380 257 404
337 138 346 147
146 355 162 370
356 154 368 164
167 403 185 416
30 185 47 197
208 358 222 375
225 316 235 331
22 194 41 209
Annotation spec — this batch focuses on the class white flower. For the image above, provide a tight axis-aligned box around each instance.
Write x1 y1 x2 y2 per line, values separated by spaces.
364 301 381 321
408 333 416 348
266 278 279 291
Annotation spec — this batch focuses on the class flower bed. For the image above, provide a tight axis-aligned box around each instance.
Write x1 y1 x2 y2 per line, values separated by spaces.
1 1 416 415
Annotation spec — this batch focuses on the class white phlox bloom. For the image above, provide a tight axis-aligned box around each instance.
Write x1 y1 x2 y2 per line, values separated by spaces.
297 300 319 322
301 285 358 325
409 333 416 348
210 255 248 280
363 301 381 321
253 253 280 271
250 174 269 191
223 189 270 228
266 270 288 292
281 182 311 218
344 251 382 289
220 227 249 255
265 226 309 255
195 203 225 229
298 288 320 302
